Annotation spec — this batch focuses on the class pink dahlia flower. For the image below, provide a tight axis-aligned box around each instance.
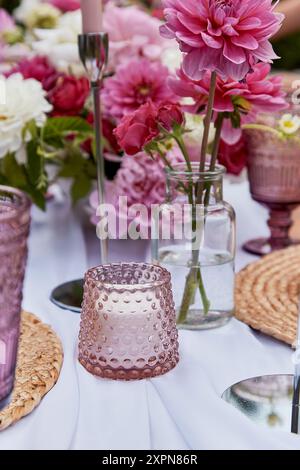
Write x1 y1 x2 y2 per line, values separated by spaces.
170 63 287 144
103 3 169 71
102 59 177 120
160 0 284 81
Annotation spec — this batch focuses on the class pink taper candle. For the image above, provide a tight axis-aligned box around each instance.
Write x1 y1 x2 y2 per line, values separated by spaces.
81 0 103 33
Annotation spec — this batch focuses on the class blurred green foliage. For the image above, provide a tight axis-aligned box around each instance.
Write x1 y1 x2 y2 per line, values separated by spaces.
273 33 300 70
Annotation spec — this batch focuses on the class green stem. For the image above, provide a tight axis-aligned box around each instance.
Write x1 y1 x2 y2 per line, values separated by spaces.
197 267 210 314
177 270 198 325
177 72 218 325
172 133 194 206
173 134 193 173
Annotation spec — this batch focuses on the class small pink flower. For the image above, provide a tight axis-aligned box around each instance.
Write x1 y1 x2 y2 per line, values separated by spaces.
170 63 287 144
46 0 80 12
160 0 284 81
114 101 159 156
102 59 177 120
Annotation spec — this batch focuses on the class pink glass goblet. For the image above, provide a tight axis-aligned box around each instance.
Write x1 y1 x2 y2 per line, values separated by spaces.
0 187 31 410
244 127 300 256
78 263 179 380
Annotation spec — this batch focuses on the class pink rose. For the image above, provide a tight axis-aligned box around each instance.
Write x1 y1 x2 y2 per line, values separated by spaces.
114 101 159 156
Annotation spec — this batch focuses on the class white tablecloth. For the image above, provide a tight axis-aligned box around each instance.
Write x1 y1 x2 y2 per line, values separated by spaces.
1 181 300 450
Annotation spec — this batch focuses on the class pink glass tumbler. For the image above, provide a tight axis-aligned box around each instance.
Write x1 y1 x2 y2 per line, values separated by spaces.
78 263 179 380
0 187 31 410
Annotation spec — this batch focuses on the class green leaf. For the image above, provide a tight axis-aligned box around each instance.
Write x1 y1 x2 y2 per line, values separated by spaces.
58 151 85 178
22 119 38 140
2 153 27 187
43 116 93 142
71 175 92 204
26 140 43 186
25 185 46 211
0 153 47 210
230 111 241 129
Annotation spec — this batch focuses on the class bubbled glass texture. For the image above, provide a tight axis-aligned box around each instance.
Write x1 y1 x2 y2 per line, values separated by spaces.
78 263 179 380
0 187 31 409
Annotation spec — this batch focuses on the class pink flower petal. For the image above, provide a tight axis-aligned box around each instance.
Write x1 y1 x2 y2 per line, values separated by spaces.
223 41 246 64
232 34 258 51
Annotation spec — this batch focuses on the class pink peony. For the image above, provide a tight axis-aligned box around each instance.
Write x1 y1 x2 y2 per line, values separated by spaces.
46 0 80 12
114 101 159 156
102 59 177 120
170 63 287 144
90 148 184 230
103 3 168 71
160 0 284 81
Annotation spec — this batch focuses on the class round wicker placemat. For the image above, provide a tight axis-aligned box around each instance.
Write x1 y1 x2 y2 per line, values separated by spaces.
235 245 300 347
0 311 63 431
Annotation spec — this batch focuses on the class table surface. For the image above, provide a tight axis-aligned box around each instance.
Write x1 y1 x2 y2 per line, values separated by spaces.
1 180 299 450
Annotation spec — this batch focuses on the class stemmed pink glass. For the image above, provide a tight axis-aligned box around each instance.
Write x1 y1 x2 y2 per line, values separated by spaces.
244 127 300 256
0 187 31 410
79 263 179 380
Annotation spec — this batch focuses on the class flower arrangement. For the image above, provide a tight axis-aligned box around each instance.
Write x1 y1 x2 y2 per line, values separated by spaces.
0 0 289 225
0 1 172 208
110 0 288 322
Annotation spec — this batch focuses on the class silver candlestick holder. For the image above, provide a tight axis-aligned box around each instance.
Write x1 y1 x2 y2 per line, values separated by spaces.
50 33 109 313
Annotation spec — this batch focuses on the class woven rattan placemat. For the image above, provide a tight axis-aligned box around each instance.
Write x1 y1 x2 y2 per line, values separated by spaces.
235 245 300 347
0 311 63 431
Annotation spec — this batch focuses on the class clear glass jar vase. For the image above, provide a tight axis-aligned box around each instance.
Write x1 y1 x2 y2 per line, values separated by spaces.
152 163 236 330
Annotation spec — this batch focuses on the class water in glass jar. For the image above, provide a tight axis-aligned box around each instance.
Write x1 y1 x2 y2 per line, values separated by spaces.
158 244 235 330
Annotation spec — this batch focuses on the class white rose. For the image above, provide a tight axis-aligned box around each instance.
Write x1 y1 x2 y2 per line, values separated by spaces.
0 74 52 160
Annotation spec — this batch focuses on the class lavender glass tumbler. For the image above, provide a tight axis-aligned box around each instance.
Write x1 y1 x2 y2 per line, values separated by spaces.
78 263 179 380
0 187 31 410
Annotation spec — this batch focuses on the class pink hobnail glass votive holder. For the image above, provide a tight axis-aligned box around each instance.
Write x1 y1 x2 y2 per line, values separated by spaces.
0 187 31 410
78 263 179 380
